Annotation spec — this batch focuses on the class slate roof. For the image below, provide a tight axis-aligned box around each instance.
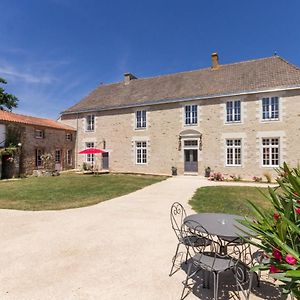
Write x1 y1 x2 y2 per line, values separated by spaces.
0 110 76 131
63 55 300 114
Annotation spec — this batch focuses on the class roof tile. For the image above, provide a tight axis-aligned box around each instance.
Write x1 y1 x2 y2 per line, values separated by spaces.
63 56 300 114
0 110 76 131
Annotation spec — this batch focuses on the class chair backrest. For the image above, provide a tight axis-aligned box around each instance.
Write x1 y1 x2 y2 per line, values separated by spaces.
182 219 215 253
170 202 187 241
182 219 242 271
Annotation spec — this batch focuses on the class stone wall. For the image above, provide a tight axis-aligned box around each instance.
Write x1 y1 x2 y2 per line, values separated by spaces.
20 125 76 175
60 89 300 180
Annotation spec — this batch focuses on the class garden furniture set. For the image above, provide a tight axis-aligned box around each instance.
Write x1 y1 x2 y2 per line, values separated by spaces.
169 202 255 300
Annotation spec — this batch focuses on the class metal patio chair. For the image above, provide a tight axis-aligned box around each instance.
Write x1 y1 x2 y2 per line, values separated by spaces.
180 220 249 300
169 202 212 277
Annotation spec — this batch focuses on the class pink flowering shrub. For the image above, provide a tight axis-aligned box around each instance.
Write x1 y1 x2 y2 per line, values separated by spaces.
209 172 224 181
240 163 300 298
253 176 262 182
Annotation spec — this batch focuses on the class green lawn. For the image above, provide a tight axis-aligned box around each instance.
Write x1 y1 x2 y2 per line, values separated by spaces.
0 173 166 210
189 186 273 217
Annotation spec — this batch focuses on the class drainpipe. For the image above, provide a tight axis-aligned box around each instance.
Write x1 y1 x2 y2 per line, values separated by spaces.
76 113 79 169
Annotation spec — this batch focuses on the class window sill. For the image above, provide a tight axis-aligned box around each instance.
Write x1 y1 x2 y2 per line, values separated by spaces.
225 165 242 167
261 119 280 122
262 165 279 168
184 123 198 127
135 127 147 131
224 121 242 125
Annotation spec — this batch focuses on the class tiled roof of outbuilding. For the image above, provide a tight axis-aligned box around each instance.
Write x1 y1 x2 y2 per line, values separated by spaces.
0 110 76 131
63 55 300 114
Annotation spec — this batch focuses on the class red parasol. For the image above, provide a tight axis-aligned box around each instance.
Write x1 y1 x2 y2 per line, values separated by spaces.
79 148 106 154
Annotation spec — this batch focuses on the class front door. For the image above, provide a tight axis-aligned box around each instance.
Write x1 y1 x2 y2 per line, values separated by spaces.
102 152 109 170
184 149 198 172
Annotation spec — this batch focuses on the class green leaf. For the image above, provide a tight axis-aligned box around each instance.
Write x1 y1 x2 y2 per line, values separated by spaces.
286 270 300 278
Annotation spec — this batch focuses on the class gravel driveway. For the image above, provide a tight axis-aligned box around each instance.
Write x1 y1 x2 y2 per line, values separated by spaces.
0 176 287 300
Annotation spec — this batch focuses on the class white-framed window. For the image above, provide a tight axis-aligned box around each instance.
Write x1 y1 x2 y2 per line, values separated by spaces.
35 149 43 167
67 149 72 165
135 141 147 164
184 105 198 125
262 97 279 121
136 110 147 129
86 115 95 131
226 139 242 166
86 142 95 163
184 140 198 147
262 138 280 167
226 100 241 123
35 129 44 139
55 149 61 164
66 133 72 141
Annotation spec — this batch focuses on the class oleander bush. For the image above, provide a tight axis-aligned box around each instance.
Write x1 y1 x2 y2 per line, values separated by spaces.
240 162 300 299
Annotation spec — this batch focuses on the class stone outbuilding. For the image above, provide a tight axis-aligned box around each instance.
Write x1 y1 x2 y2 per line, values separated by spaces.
0 110 76 179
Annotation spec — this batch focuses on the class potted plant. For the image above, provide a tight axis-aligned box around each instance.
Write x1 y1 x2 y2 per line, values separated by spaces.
205 166 211 177
240 162 300 299
171 166 177 176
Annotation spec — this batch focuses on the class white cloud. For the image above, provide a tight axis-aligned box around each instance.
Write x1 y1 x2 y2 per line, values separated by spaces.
0 65 54 84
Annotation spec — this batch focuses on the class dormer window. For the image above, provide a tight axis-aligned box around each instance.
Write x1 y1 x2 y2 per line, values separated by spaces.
86 115 95 131
35 129 44 139
135 110 147 129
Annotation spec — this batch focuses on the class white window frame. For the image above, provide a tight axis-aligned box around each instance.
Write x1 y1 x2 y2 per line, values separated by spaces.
55 149 61 164
36 149 43 167
226 100 241 123
225 139 242 166
135 110 147 129
261 97 279 121
261 137 280 167
184 104 198 126
67 149 72 165
66 133 72 141
86 115 95 132
35 129 44 139
135 141 147 164
85 142 95 163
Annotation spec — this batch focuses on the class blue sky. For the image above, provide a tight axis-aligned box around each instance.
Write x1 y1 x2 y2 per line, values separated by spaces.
0 0 300 119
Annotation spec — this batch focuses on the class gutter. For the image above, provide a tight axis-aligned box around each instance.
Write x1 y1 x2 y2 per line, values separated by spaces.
60 85 300 116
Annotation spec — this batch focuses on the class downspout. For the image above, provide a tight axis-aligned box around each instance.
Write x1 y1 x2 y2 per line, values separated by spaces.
76 113 79 169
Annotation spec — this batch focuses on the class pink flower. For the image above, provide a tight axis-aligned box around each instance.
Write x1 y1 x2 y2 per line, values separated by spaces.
285 254 297 265
272 249 282 261
294 192 299 197
269 265 281 273
295 208 300 214
273 213 280 221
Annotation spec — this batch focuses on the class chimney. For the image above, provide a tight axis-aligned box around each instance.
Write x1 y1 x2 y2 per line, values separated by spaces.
124 73 137 85
211 52 219 69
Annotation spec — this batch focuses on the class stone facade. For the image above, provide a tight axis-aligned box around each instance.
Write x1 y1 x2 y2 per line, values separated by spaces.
0 122 75 177
60 89 300 180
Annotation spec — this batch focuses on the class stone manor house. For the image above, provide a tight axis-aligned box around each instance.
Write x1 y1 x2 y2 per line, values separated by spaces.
60 53 300 178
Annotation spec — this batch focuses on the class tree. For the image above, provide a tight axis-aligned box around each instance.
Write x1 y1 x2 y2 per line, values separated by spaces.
0 77 18 111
